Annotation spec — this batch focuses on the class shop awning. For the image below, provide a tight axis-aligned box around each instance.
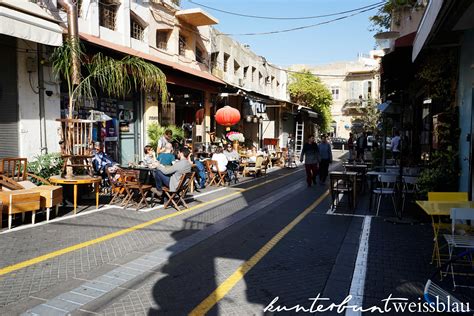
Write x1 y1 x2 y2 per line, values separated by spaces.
412 0 444 61
0 0 62 46
298 106 318 118
80 32 225 86
175 8 218 26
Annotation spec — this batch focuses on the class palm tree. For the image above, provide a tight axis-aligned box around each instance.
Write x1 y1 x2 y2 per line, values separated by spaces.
51 39 168 117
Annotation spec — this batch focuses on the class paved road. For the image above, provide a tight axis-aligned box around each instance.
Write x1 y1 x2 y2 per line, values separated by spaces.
0 150 442 315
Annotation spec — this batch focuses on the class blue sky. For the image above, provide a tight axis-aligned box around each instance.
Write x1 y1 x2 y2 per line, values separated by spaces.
181 0 380 66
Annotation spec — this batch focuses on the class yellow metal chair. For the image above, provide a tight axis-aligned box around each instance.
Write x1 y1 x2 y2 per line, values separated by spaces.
428 192 469 266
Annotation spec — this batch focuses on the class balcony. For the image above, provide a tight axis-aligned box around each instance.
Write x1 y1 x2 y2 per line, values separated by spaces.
342 98 369 116
176 8 218 26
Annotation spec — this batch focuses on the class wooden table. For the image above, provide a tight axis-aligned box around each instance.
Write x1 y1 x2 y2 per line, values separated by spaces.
0 185 62 227
49 175 101 214
416 200 474 266
329 171 358 208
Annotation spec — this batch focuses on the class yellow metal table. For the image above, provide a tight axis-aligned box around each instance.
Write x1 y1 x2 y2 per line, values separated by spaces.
416 200 474 266
49 175 101 214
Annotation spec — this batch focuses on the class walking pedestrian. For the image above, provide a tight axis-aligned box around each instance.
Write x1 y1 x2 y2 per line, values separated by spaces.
356 131 367 162
299 135 320 187
391 130 401 161
347 133 354 162
318 135 333 184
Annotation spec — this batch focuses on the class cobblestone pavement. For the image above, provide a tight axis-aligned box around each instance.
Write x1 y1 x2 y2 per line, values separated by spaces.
1 150 456 316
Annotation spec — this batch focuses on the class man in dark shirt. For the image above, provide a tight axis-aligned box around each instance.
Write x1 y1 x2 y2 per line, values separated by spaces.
300 135 320 187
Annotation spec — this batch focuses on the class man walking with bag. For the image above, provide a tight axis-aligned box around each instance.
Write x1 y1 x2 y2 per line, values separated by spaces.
300 135 320 187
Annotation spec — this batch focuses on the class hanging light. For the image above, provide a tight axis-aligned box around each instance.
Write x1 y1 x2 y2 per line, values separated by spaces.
258 115 264 124
246 115 252 123
215 106 241 128
252 116 258 123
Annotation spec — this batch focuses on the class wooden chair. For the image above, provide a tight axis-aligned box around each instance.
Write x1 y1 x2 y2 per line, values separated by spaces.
260 157 270 177
163 172 195 211
121 170 155 211
330 173 354 211
204 160 217 186
0 157 51 187
209 160 226 186
243 156 264 177
0 158 62 222
106 168 126 205
57 119 94 176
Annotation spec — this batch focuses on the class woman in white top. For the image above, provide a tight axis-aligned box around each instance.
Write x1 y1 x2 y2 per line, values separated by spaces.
211 147 228 172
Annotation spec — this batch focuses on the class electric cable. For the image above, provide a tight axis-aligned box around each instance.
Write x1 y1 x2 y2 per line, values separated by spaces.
219 5 383 36
186 0 384 20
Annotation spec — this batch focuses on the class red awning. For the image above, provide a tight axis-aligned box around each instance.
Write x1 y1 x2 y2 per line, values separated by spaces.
79 33 225 86
395 32 416 48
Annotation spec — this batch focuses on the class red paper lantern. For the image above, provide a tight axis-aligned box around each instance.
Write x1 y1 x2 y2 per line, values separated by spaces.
215 106 241 127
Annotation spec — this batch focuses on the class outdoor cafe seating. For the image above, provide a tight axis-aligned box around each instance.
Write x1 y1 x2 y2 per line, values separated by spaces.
0 158 63 229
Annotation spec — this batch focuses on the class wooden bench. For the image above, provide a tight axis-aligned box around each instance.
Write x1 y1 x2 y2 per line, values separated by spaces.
0 190 41 229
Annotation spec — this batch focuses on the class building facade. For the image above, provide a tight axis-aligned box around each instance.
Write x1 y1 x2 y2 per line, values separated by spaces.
0 0 227 164
209 29 291 150
291 52 382 140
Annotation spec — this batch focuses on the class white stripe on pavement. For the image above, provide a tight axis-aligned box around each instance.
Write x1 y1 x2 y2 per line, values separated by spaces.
346 216 371 316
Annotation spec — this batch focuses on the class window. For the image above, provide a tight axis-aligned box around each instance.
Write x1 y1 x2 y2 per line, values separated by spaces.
223 53 230 72
179 34 187 56
243 66 249 79
234 60 240 76
130 17 144 41
211 52 219 70
196 47 204 63
251 67 256 82
331 86 340 100
349 81 361 100
367 81 372 99
99 0 119 30
276 80 280 87
259 72 263 85
156 30 169 50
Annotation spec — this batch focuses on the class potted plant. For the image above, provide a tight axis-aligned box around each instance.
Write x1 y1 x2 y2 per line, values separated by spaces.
147 123 185 150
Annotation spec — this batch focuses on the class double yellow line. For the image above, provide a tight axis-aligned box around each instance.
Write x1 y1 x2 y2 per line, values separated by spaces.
0 171 301 277
189 190 330 316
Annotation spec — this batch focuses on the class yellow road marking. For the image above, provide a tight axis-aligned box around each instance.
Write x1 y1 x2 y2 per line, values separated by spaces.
189 190 330 316
0 170 301 277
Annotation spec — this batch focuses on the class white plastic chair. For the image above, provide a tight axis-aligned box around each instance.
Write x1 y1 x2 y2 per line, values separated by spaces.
372 174 398 216
443 208 474 289
402 176 418 212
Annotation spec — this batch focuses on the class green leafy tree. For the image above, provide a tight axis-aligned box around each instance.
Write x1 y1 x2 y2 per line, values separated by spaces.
288 70 332 132
353 99 381 132
369 0 419 32
51 39 168 117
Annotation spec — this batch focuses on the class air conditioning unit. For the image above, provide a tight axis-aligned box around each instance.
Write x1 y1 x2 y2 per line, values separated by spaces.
238 78 245 87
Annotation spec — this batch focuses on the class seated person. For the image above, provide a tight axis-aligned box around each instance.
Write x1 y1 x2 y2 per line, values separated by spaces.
211 147 228 172
224 144 240 162
224 144 240 182
247 146 258 163
152 147 192 196
143 145 156 166
92 142 117 176
157 143 175 166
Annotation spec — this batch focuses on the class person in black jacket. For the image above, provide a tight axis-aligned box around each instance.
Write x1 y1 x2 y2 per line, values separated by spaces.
300 135 320 187
356 131 367 162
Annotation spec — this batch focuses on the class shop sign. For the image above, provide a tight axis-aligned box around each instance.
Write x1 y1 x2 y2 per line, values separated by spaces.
245 99 267 115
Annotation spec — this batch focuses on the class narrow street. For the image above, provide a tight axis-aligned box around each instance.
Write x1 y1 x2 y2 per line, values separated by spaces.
0 152 436 315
